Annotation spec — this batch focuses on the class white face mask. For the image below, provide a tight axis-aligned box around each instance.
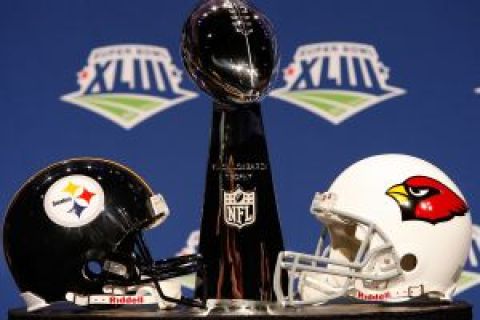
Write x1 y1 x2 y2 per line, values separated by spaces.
275 192 401 306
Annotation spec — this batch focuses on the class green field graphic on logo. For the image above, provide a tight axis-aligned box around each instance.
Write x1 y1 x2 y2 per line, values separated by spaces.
62 90 196 129
174 274 196 290
271 88 404 124
456 271 480 295
455 224 480 295
280 90 371 117
70 94 165 123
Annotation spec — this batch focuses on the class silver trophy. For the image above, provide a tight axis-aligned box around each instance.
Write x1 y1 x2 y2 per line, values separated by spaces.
181 0 286 310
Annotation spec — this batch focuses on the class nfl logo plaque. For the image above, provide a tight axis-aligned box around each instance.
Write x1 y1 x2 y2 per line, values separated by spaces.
181 0 286 305
224 187 256 229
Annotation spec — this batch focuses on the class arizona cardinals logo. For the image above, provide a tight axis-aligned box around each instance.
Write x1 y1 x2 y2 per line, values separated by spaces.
386 176 468 224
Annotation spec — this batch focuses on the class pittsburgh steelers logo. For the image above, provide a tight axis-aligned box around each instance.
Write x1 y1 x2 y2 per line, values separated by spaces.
44 175 105 228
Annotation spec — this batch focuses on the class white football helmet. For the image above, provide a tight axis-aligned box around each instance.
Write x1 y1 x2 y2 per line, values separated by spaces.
274 154 472 306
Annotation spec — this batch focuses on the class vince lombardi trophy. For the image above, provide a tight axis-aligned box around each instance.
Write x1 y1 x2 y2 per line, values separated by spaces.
181 0 285 304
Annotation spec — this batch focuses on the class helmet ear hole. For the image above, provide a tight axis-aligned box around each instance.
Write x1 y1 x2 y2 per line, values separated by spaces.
83 260 103 280
400 254 417 272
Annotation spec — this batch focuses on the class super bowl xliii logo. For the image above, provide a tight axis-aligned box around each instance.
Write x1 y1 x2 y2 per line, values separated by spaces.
61 44 197 129
270 42 405 124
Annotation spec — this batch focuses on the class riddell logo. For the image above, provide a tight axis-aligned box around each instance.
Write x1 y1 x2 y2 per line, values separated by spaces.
61 44 197 129
109 296 144 304
270 42 405 124
356 291 391 301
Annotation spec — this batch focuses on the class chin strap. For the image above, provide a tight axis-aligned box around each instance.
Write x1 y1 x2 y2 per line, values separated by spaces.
105 209 207 310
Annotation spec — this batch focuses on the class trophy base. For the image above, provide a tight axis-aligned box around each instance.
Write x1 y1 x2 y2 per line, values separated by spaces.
206 299 272 314
8 300 472 320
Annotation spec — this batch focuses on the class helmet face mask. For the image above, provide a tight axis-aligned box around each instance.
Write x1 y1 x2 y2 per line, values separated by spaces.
3 158 206 311
275 192 402 306
274 154 472 306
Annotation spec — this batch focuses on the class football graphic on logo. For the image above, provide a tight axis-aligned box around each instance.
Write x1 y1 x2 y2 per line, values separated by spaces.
181 0 279 104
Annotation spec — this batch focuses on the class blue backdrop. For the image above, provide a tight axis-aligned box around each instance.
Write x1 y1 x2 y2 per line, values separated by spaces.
1 0 479 317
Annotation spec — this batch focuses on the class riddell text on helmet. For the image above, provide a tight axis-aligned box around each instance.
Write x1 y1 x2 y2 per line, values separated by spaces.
356 291 391 301
109 296 144 304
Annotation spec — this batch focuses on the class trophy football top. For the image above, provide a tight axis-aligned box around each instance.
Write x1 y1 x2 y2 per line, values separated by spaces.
181 0 279 105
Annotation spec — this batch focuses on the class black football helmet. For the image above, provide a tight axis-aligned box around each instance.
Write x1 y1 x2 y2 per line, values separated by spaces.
3 158 205 311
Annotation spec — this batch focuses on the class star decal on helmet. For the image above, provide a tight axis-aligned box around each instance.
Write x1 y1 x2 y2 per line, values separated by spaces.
62 181 81 196
386 176 468 224
68 201 87 218
78 188 96 204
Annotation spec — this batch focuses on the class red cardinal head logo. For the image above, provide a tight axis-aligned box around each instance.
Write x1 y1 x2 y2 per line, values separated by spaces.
386 176 468 224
